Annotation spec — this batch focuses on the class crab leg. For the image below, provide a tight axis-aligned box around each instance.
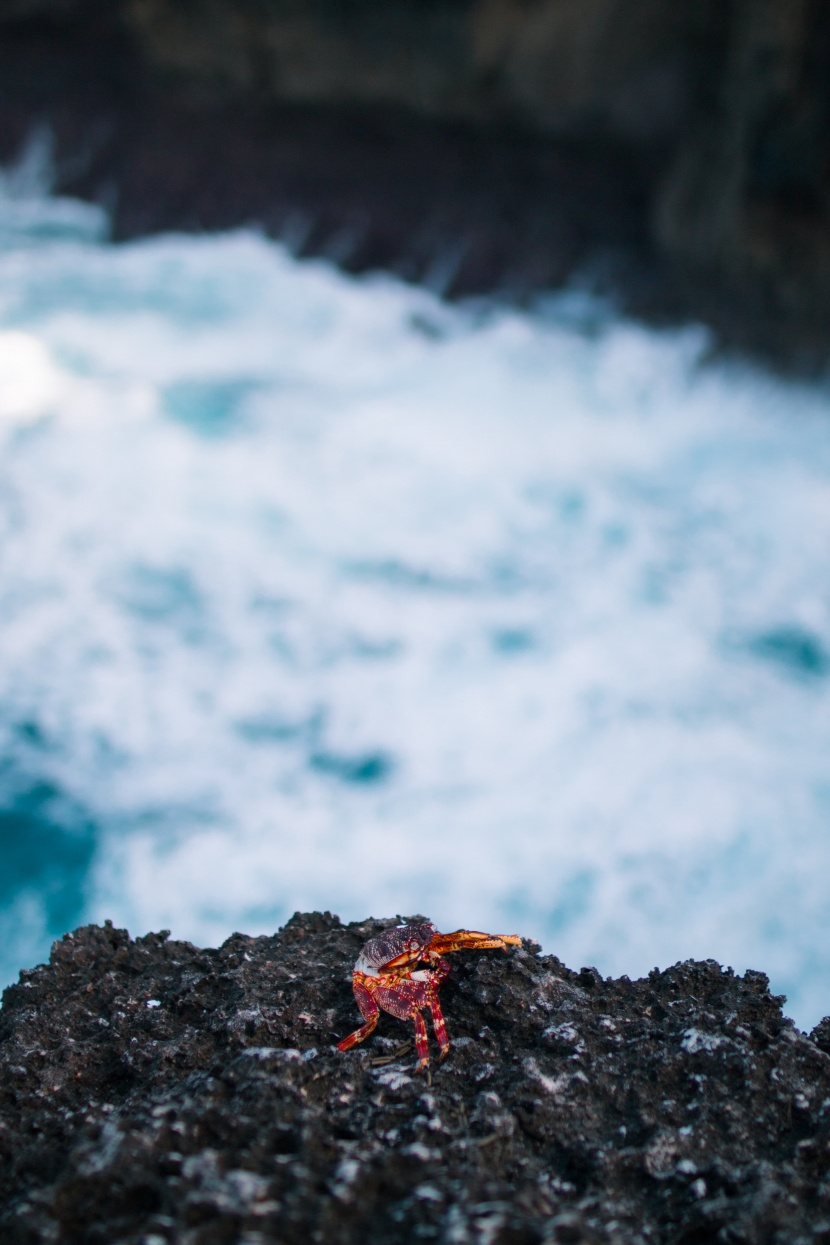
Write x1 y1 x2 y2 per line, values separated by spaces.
375 977 439 1068
428 954 451 982
425 929 521 956
412 1009 430 1068
427 989 451 1061
336 980 379 1052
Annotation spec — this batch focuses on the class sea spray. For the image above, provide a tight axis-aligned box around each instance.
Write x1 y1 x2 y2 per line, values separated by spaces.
0 187 829 1026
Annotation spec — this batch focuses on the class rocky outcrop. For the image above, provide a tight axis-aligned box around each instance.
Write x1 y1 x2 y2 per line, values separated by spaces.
0 0 726 146
2 914 830 1243
655 0 830 366
0 0 828 365
118 0 721 145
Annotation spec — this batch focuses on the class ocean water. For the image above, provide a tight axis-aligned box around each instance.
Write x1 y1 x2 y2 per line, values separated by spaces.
1 167 830 1030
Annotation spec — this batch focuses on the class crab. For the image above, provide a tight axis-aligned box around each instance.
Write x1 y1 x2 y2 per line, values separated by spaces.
336 921 521 1069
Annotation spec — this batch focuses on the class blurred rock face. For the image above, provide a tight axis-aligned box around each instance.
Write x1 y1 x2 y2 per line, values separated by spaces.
656 0 830 361
0 0 828 365
122 0 718 147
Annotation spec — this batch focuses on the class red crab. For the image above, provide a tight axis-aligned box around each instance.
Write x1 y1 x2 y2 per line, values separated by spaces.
336 921 521 1069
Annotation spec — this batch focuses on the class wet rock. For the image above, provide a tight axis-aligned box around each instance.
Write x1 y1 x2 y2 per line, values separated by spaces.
2 914 830 1243
0 2 829 366
1 0 830 366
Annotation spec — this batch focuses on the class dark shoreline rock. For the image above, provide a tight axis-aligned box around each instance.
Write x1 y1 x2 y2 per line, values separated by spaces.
0 1 829 370
2 914 830 1243
0 9 655 313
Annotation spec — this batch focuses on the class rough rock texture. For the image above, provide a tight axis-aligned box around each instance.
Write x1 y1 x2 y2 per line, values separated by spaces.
0 0 829 365
2 914 830 1244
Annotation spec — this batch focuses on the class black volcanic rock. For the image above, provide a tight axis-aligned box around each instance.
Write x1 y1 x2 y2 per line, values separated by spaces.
2 914 830 1244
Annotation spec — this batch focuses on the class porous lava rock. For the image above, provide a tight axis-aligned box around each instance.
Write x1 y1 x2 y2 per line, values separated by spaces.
2 914 830 1244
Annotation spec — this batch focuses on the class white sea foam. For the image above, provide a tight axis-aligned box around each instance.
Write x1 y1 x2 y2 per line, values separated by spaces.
0 185 829 1029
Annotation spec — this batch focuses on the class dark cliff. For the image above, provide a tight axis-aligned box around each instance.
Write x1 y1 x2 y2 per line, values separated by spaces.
0 0 828 365
2 914 830 1244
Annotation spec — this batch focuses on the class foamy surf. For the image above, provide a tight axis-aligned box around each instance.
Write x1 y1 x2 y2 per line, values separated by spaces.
0 182 829 1028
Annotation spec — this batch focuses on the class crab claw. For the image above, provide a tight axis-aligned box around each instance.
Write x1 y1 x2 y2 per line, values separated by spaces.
425 929 521 956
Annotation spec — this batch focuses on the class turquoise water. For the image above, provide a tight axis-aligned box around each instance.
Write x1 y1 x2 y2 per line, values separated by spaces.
1 168 830 1029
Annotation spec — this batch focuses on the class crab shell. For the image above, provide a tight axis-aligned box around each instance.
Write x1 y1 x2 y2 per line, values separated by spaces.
353 922 437 976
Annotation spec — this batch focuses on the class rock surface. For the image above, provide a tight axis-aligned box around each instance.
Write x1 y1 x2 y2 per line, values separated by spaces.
0 0 829 366
2 914 830 1243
